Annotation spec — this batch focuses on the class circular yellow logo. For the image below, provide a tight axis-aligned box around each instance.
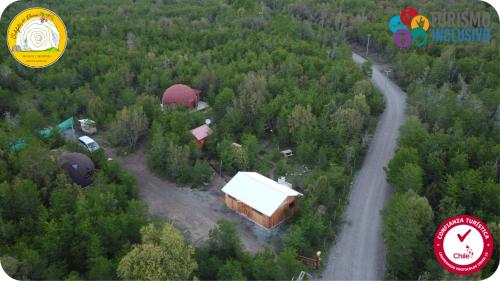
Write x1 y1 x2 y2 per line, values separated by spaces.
7 7 67 68
410 15 430 31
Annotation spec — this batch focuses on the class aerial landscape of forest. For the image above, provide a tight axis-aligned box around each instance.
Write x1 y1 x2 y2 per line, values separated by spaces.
0 0 498 280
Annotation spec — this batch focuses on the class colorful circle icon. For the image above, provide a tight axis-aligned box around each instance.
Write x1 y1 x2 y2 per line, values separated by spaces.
411 28 428 47
388 8 430 48
411 15 430 31
6 7 67 68
394 29 412 48
400 7 419 26
388 15 408 33
434 215 494 275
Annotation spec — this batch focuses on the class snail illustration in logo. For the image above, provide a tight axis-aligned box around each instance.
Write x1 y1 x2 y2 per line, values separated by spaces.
14 16 60 52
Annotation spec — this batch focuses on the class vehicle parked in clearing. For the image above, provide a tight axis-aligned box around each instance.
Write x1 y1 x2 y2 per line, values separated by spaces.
78 136 100 152
78 119 97 134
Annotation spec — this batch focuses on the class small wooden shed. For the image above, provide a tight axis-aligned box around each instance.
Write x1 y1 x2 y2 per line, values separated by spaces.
222 172 302 229
190 124 212 149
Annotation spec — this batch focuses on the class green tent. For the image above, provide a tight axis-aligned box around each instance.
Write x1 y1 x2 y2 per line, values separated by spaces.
14 117 75 151
11 138 27 152
39 127 54 138
39 117 74 138
58 117 74 131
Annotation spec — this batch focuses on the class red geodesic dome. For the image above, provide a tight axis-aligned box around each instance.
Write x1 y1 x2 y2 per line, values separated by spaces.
161 84 201 109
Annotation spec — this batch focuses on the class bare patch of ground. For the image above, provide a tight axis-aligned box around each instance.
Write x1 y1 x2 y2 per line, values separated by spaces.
103 145 276 253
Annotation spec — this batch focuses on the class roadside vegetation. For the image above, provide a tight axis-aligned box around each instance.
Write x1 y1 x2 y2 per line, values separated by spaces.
0 143 147 279
326 0 499 279
0 0 382 279
1 0 496 280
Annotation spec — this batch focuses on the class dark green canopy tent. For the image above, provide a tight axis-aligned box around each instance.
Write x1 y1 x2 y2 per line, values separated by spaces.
12 117 75 152
39 117 75 138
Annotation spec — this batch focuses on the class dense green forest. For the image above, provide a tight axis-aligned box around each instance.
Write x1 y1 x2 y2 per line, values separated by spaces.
327 0 499 279
0 0 381 279
0 0 498 280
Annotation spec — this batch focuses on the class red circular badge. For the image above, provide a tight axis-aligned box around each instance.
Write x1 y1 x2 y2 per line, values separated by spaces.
434 214 494 275
400 8 418 26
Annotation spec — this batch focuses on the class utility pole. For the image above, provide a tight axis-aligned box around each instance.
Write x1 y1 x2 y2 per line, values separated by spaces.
384 69 392 93
365 34 371 57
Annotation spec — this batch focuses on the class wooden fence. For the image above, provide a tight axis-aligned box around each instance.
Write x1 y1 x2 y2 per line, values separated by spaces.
297 255 320 269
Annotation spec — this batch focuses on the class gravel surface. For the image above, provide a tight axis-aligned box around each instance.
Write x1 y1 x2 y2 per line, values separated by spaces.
322 53 406 280
104 145 271 253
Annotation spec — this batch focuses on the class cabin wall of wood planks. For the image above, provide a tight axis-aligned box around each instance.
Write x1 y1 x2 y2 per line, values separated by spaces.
224 194 299 228
195 138 206 149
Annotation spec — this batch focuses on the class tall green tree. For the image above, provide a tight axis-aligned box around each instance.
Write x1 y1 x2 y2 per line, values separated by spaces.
238 72 268 125
208 220 243 260
384 190 434 280
109 105 148 150
117 223 197 280
386 147 423 193
288 104 317 143
216 259 246 281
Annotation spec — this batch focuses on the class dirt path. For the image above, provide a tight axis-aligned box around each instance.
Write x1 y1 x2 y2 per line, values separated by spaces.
104 145 271 253
321 53 406 280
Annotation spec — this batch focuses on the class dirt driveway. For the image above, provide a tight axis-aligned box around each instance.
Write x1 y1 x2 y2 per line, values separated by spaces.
104 145 272 253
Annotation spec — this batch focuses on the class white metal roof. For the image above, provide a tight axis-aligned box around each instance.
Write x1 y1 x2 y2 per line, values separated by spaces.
78 136 96 145
221 172 302 217
78 119 96 125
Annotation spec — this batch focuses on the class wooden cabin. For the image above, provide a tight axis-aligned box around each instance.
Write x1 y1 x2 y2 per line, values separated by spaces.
222 172 302 229
190 124 212 149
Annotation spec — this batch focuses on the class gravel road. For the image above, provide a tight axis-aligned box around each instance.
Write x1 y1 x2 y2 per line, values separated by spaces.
322 53 406 280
